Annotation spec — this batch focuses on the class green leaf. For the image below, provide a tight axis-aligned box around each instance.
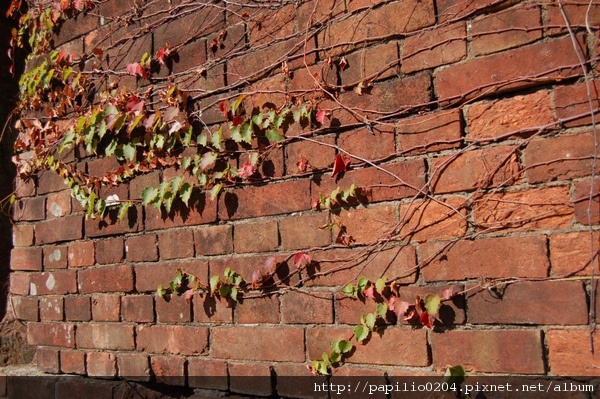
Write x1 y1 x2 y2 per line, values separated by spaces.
95 199 107 218
230 124 242 143
424 294 441 317
219 284 231 297
337 340 353 354
365 313 376 330
123 143 136 161
157 284 165 299
231 94 246 115
181 157 192 171
322 352 331 365
357 276 369 291
210 275 220 295
197 132 207 147
105 139 118 157
252 113 263 126
240 123 252 144
171 176 184 193
230 286 238 301
111 113 127 132
375 278 386 294
117 202 131 221
180 183 192 206
329 351 341 364
354 324 369 342
210 183 222 202
163 191 175 213
341 283 357 298
63 66 73 82
199 152 218 172
211 127 223 150
443 365 467 387
141 186 159 206
376 302 388 318
265 129 284 142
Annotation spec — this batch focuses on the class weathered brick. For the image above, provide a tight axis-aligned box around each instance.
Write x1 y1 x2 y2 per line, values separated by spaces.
212 326 304 361
117 353 150 381
137 325 209 355
37 170 67 195
12 197 45 221
421 235 549 282
156 294 191 323
336 205 396 244
468 281 587 325
398 196 468 241
436 0 515 22
430 146 520 194
187 358 228 390
77 324 134 350
158 229 194 260
36 347 60 374
30 270 78 296
129 172 160 201
547 329 600 375
436 35 584 102
471 4 542 56
550 231 600 276
397 110 462 155
91 295 120 322
122 295 154 323
11 296 38 321
53 11 97 47
276 363 327 398
472 186 573 232
10 273 30 296
11 247 42 271
27 322 75 348
554 80 600 127
44 246 68 269
85 205 141 238
78 265 134 294
233 220 279 253
64 296 91 322
135 259 207 292
219 179 311 220
60 350 86 375
285 135 336 172
150 355 186 386
432 330 544 373
12 224 34 247
14 176 36 198
402 22 466 73
297 0 345 29
280 213 331 250
235 295 280 324
248 5 294 46
341 42 399 84
194 295 233 324
86 352 116 378
281 291 333 324
95 237 124 265
546 2 600 36
36 215 83 244
525 131 599 184
395 284 466 326
125 234 157 262
194 225 233 256
68 241 95 267
229 362 273 396
145 195 217 230
46 191 72 219
307 327 428 366
338 126 396 162
39 297 63 321
467 90 554 140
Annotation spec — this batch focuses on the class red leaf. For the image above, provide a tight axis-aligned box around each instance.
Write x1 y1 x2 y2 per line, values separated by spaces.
241 12 250 19
183 289 194 303
231 114 244 126
315 109 326 124
210 37 219 52
293 252 311 269
441 287 454 300
420 311 434 329
251 268 261 289
218 100 229 118
296 155 308 173
393 300 410 319
311 197 319 210
264 256 276 277
156 47 166 65
363 285 375 300
331 154 351 179
126 62 148 79
238 161 255 179
281 61 289 77
338 56 348 70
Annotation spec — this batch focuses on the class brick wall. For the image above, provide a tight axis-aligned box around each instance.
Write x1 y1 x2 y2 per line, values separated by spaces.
8 0 600 395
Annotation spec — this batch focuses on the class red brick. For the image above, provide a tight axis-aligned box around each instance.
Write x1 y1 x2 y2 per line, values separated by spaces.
430 146 520 194
547 329 600 375
168 39 208 75
11 296 38 321
398 196 468 241
341 42 399 85
13 224 34 247
64 296 91 322
436 35 584 102
78 265 134 294
525 131 599 184
10 273 30 295
233 220 279 253
471 4 542 56
153 6 223 46
397 110 462 155
44 246 68 269
213 326 304 361
395 284 466 326
473 186 573 232
468 281 587 325
276 363 326 398
156 294 191 323
86 352 116 378
95 238 124 265
219 179 311 220
285 135 336 172
77 324 134 350
421 235 549 282
10 247 42 271
27 322 75 348
129 172 160 201
554 80 600 127
12 196 45 221
135 259 207 292
194 295 232 323
402 22 466 73
158 229 194 260
338 126 396 162
46 191 72 219
436 0 514 22
39 297 64 321
187 359 228 390
36 215 83 244
68 241 95 267
194 225 233 256
14 176 36 198
30 270 77 295
546 3 600 36
91 295 120 322
36 347 60 374
122 295 154 323
37 170 67 195
229 363 273 396
280 213 331 250
235 295 280 324
467 90 554 140
150 356 185 386
247 5 294 46
572 178 600 225
85 205 141 238
337 205 395 244
145 195 217 231
307 327 429 366
125 234 157 262
432 330 544 373
137 325 209 355
550 231 600 276
117 353 150 381
307 245 418 287
297 0 345 29
60 350 86 375
281 291 333 324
